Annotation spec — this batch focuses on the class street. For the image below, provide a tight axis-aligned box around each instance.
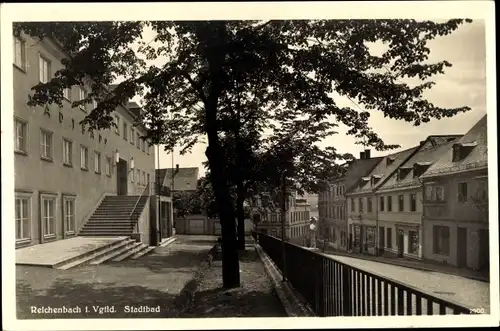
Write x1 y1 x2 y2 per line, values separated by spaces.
325 254 490 314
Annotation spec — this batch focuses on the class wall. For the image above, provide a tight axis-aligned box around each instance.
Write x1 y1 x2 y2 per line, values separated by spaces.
377 189 423 223
422 169 488 269
137 197 151 246
13 34 155 247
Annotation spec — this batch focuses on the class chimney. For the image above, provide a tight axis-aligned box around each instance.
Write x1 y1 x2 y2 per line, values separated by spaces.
364 149 371 159
360 151 365 159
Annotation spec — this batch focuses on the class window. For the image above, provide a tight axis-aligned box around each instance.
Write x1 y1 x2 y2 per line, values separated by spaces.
78 87 86 111
141 139 145 152
14 37 26 70
38 55 50 83
410 193 417 212
380 196 385 212
146 141 149 154
425 186 433 201
14 118 27 153
63 139 73 166
425 185 445 202
433 225 450 256
64 197 76 234
123 122 128 140
409 230 419 254
15 195 30 241
63 87 71 101
367 197 372 212
136 132 140 148
80 146 89 170
105 156 112 176
130 127 135 145
114 115 120 135
350 198 355 212
131 167 135 182
458 182 468 203
435 186 444 201
387 196 392 212
359 197 363 212
386 228 392 249
136 169 140 184
147 173 150 185
94 151 101 173
398 195 404 212
41 196 56 237
40 129 53 160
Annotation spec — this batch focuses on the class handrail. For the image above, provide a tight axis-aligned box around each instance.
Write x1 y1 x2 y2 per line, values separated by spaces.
130 182 150 233
257 232 477 316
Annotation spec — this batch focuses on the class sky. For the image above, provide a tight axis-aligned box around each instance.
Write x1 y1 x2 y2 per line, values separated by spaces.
135 20 487 177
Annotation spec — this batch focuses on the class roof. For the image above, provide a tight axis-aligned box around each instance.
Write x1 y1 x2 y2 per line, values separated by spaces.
377 135 463 191
347 147 418 195
422 115 488 177
157 167 200 191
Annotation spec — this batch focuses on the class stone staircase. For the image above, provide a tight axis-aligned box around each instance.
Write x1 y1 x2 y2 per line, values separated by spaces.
56 237 157 270
79 195 149 237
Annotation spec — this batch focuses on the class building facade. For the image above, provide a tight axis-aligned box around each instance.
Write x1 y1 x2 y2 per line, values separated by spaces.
318 150 383 251
346 147 418 255
421 115 489 271
14 32 155 248
253 191 311 244
375 135 462 259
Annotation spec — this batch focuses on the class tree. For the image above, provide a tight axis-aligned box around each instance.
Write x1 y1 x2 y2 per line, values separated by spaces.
172 190 201 218
15 19 473 288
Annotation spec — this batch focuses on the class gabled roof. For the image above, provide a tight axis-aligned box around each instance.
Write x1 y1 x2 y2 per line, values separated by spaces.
329 156 384 191
422 115 488 178
377 135 463 191
346 147 418 195
157 167 200 191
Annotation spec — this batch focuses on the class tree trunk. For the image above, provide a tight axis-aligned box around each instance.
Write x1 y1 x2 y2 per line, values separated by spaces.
236 181 246 250
202 28 240 287
206 145 240 288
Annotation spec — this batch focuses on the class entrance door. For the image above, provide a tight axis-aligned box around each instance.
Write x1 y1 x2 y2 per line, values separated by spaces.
116 159 128 195
379 226 385 255
160 201 170 238
478 229 489 272
397 230 404 258
457 227 468 268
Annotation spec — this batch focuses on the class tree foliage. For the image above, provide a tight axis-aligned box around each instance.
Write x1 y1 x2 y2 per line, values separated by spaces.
14 19 473 287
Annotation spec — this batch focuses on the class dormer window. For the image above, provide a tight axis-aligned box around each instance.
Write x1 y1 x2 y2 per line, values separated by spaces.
398 167 412 181
452 142 478 162
371 175 382 186
386 156 395 166
359 177 370 187
413 162 433 178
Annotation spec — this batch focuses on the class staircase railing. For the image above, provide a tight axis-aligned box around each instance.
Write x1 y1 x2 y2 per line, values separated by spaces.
130 182 151 234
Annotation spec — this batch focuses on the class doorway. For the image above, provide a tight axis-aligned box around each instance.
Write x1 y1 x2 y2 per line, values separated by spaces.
379 226 385 255
397 229 404 258
116 159 128 195
457 227 467 268
478 229 489 272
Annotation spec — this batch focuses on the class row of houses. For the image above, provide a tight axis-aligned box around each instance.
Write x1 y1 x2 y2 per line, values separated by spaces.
319 115 489 272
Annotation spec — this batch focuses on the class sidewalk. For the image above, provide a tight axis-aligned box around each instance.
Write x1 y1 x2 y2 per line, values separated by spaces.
180 247 287 318
16 236 215 319
318 240 489 282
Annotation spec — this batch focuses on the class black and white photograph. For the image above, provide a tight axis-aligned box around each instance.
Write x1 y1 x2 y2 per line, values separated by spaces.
1 1 498 330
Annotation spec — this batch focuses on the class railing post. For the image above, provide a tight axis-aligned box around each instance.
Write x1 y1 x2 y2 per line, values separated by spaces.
317 257 326 316
342 265 352 316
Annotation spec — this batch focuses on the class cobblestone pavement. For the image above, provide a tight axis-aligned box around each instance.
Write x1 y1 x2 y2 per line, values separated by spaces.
16 236 215 319
325 254 490 314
